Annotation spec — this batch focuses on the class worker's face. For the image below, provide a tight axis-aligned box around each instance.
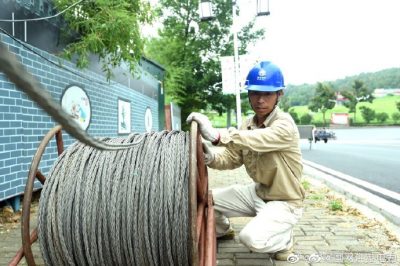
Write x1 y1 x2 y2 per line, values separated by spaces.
248 90 281 118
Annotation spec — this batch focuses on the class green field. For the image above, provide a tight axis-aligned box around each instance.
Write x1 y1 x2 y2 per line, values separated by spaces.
290 95 400 125
209 95 400 128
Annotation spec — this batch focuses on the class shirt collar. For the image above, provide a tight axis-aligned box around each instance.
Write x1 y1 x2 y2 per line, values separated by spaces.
246 106 280 129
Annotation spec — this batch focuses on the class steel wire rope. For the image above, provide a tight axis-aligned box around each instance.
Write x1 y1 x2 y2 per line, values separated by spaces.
156 134 167 266
38 131 191 265
164 132 176 264
147 131 165 266
118 134 139 264
171 132 182 264
81 144 102 265
125 134 147 265
85 142 114 265
137 133 153 265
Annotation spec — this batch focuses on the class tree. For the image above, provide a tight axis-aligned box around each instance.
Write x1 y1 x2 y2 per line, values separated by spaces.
341 80 374 124
54 0 153 79
145 0 264 129
359 106 375 124
396 102 400 112
308 82 336 126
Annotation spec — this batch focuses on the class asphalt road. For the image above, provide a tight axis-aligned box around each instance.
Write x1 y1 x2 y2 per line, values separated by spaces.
300 126 400 194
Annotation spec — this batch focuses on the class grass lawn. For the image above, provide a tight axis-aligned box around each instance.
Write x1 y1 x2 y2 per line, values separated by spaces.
208 95 400 128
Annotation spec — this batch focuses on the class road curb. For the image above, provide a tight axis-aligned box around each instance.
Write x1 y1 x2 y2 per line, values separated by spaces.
302 159 400 240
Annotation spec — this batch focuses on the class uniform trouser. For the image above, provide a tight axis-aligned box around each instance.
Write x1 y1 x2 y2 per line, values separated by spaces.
213 183 303 253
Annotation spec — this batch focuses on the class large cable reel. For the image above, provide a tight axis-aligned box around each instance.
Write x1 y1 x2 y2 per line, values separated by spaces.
10 122 216 266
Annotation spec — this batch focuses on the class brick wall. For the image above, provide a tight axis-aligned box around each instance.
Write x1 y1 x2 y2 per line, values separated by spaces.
0 33 161 201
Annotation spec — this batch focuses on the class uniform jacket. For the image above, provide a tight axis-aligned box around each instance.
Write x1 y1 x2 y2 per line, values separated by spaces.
208 106 305 207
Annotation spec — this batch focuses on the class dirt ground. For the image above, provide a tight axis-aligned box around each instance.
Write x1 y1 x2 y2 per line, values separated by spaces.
0 191 40 232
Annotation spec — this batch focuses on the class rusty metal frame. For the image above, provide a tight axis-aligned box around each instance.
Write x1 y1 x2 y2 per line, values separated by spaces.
9 125 63 266
189 121 216 266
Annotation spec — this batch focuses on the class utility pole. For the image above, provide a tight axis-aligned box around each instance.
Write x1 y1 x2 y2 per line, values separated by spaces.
232 1 242 128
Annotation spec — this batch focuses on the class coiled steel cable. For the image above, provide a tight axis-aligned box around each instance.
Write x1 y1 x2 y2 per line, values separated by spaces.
38 131 190 265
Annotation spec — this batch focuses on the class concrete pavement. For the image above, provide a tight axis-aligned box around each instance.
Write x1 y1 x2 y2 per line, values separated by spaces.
208 165 400 266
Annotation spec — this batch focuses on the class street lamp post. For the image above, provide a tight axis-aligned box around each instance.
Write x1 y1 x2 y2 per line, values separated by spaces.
232 1 242 128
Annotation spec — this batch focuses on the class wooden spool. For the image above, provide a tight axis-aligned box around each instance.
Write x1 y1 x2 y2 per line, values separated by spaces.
9 122 216 266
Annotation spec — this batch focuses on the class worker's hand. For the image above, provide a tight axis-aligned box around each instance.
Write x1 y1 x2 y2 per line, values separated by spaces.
186 112 220 144
202 143 215 165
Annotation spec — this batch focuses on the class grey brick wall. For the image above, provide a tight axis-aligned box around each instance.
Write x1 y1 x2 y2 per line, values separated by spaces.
0 33 161 201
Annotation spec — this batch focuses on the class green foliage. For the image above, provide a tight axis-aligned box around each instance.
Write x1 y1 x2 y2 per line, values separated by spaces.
145 0 264 129
279 95 291 112
359 106 375 123
375 112 389 123
54 0 154 80
341 80 374 123
396 101 400 112
241 92 252 115
300 113 313 125
392 112 400 124
301 179 311 191
332 67 400 91
329 199 343 211
284 68 400 107
308 82 336 126
309 194 325 200
289 109 300 124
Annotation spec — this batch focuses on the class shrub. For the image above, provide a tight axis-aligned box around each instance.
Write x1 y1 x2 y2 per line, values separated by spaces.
392 112 400 124
329 199 343 211
300 113 313 124
359 106 375 124
289 109 300 124
375 112 389 123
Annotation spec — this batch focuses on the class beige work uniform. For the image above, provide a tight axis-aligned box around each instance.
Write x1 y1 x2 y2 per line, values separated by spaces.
208 106 305 253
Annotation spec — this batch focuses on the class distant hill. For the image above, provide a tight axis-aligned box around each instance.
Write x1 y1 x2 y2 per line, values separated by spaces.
284 67 400 106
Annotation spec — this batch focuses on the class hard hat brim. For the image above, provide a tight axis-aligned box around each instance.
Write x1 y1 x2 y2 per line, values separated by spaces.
245 85 285 92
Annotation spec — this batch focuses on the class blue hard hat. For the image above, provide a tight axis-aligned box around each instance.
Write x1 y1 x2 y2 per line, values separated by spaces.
244 61 285 92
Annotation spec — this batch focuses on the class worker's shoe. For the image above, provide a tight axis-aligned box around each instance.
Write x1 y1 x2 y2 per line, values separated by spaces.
274 246 294 261
274 236 294 261
217 228 235 240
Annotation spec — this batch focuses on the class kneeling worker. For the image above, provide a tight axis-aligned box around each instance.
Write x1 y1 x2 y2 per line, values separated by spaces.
187 61 305 261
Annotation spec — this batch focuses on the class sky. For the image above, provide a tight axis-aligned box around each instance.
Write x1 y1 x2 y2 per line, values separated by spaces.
145 0 400 86
240 0 400 85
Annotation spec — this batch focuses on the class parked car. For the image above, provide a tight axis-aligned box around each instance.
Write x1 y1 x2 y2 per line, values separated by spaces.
313 128 336 143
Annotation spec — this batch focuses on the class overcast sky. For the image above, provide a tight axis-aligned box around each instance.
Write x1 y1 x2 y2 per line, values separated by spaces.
241 0 400 85
145 0 400 86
